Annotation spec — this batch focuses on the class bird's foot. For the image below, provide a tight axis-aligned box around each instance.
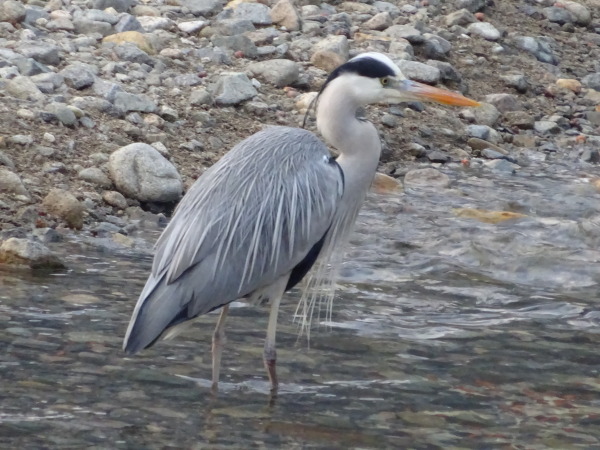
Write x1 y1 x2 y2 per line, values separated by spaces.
263 346 278 390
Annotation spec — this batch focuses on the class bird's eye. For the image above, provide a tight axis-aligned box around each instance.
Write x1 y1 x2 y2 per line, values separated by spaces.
380 77 389 86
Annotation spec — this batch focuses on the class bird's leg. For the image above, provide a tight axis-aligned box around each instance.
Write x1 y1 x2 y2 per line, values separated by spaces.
264 294 282 391
211 304 229 392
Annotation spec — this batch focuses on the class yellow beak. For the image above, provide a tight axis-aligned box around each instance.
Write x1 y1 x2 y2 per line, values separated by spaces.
399 80 480 107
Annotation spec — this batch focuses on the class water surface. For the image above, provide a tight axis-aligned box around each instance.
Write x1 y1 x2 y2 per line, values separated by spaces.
2 158 600 449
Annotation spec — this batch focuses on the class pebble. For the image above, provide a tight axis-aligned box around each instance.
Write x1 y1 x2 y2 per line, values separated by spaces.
0 238 65 269
42 189 86 229
108 143 183 202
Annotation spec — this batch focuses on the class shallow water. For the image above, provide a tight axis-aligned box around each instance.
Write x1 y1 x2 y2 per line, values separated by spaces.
2 158 600 449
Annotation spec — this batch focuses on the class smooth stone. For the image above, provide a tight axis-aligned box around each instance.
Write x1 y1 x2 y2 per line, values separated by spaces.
109 143 183 202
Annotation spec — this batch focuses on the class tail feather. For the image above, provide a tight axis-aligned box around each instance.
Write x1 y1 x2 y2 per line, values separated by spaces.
122 273 191 354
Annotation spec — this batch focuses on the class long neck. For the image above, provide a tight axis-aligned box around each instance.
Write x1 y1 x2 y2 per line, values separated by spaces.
316 79 381 198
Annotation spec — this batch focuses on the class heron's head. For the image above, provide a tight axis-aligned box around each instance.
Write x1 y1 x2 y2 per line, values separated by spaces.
319 52 480 108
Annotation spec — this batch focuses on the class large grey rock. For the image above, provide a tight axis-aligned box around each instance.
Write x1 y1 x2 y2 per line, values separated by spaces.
246 59 299 87
181 0 223 16
484 93 522 112
231 3 272 25
93 0 133 12
513 36 558 65
92 79 123 102
582 73 600 91
42 103 78 126
59 63 96 90
0 238 65 270
543 7 573 25
211 72 258 105
113 43 154 66
445 8 476 27
397 61 440 84
211 35 257 58
385 24 423 44
109 143 183 202
0 168 28 196
42 189 86 229
73 18 113 36
14 57 51 76
84 9 120 24
456 0 487 13
113 91 157 114
114 14 143 33
467 22 501 41
16 43 61 66
215 18 255 36
471 103 501 127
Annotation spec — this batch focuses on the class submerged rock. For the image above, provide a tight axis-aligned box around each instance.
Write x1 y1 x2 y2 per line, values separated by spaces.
0 238 65 270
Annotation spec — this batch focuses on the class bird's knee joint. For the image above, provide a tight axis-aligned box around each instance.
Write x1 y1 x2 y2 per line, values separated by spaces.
263 346 277 363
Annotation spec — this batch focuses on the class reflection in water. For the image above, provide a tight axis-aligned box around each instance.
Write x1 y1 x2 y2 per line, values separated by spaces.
1 162 600 448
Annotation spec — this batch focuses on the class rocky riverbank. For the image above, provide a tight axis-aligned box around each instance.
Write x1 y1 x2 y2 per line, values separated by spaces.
0 0 598 267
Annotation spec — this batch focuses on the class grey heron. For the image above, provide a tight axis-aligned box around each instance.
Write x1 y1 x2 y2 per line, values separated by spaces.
123 52 479 390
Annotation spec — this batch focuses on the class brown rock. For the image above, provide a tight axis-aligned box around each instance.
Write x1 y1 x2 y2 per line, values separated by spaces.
42 189 85 229
310 50 345 72
270 0 301 31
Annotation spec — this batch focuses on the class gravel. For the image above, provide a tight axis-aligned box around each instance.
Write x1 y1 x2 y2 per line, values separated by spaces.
0 0 598 259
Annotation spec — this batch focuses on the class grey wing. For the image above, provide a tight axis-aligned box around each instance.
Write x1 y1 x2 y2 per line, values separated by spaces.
123 126 343 353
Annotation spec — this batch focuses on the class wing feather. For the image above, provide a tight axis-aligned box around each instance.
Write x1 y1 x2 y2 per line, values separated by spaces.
123 126 343 352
